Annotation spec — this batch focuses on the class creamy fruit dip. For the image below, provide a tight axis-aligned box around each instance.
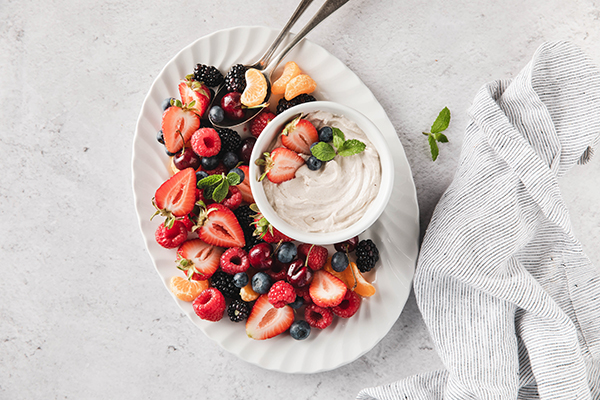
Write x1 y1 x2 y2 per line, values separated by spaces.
263 111 382 233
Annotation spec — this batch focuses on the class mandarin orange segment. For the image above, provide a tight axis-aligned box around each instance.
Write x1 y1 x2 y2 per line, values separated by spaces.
240 282 260 302
271 61 302 95
240 68 268 107
284 74 317 101
347 262 376 297
169 276 209 302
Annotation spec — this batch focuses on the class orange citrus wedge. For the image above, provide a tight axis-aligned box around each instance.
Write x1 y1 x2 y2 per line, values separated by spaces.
241 68 268 107
169 276 209 302
284 74 317 101
324 260 376 297
272 61 302 95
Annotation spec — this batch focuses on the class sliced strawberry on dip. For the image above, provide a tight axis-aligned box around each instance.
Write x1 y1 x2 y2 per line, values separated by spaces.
176 238 223 281
257 147 304 184
280 116 318 154
178 76 211 117
309 270 347 308
194 203 246 248
152 168 197 227
246 295 294 340
161 105 200 154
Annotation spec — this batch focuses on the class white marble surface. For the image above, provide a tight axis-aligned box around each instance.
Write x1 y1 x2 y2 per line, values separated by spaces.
2 0 599 398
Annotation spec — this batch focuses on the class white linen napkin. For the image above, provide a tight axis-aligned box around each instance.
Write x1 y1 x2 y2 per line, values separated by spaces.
358 41 600 400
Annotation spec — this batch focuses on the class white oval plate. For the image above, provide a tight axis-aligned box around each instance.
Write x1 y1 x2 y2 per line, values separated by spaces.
132 26 419 373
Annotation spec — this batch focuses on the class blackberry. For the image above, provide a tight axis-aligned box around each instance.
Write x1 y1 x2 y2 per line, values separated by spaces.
234 205 264 252
276 94 317 114
355 239 380 273
210 270 240 299
227 299 251 322
193 64 224 87
217 128 242 152
224 64 247 93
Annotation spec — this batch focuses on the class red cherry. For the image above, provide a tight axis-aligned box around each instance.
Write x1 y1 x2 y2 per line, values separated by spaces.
238 136 257 164
221 92 245 120
173 147 201 170
267 259 290 281
248 242 274 271
334 236 359 253
286 259 314 288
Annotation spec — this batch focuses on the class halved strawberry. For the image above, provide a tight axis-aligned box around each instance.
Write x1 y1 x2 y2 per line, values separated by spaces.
152 168 197 227
309 270 346 308
161 106 200 154
176 239 223 281
251 206 293 243
246 295 294 340
257 147 304 184
178 77 211 117
280 116 318 154
194 204 246 248
237 165 254 204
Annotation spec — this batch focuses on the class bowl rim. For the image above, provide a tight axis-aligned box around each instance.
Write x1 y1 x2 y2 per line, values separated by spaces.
249 100 395 245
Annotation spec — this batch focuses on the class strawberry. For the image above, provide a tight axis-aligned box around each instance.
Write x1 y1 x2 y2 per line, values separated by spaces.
152 168 197 227
280 116 318 154
257 147 304 184
176 238 223 281
161 106 201 154
297 243 328 270
178 77 211 117
251 206 293 243
237 165 254 204
194 203 246 248
250 111 276 138
246 295 294 340
309 270 346 308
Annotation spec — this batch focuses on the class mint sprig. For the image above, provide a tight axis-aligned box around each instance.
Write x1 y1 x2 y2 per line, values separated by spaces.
311 127 366 162
423 107 451 161
197 172 241 203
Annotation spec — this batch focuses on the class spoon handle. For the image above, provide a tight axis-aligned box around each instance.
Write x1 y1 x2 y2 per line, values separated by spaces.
253 0 315 70
266 0 351 75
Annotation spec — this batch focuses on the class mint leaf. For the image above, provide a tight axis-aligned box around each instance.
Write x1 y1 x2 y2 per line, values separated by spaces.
434 133 449 143
311 142 337 162
197 174 222 189
226 171 241 186
212 180 229 203
430 107 451 134
428 133 439 161
332 128 345 149
338 139 366 157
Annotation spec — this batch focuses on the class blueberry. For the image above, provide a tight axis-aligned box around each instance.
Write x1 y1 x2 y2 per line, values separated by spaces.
196 170 209 182
156 129 165 144
201 155 220 170
229 167 245 183
252 272 271 294
290 320 311 340
331 251 349 272
277 242 297 263
319 126 333 142
288 296 304 310
222 151 239 170
162 97 175 111
165 147 177 157
233 272 249 288
209 106 225 124
306 156 323 171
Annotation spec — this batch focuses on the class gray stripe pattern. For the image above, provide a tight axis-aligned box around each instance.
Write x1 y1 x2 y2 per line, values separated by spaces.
358 41 600 400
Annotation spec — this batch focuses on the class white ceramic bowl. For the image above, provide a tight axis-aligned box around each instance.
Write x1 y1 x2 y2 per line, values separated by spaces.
249 101 394 245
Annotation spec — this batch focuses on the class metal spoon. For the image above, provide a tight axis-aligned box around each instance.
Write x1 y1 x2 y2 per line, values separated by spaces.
210 0 351 128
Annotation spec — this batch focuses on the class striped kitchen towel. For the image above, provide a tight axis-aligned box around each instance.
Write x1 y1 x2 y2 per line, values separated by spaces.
358 41 600 399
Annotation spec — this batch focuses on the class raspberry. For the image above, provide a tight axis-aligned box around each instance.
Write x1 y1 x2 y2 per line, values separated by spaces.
192 288 226 321
220 247 250 275
297 243 328 270
267 281 296 308
304 304 333 329
355 239 380 273
331 289 361 318
220 186 242 210
295 285 313 305
250 111 276 138
191 128 221 157
155 220 187 248
227 299 251 322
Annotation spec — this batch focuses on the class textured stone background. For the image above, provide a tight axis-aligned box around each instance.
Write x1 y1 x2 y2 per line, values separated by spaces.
1 0 599 398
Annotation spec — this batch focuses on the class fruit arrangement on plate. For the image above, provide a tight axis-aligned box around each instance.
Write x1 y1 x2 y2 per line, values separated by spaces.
150 60 382 341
